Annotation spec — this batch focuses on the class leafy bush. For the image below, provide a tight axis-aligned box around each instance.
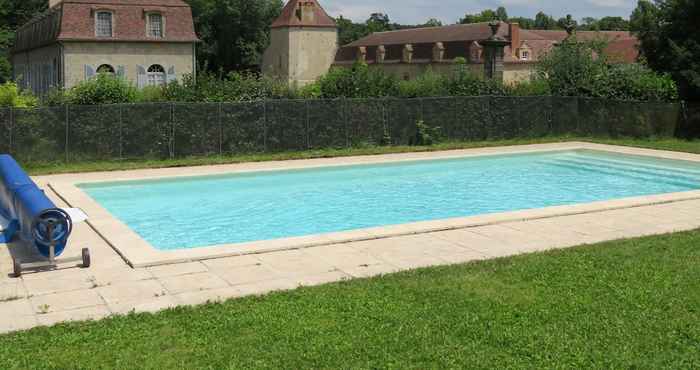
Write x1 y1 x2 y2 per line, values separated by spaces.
445 68 509 96
0 82 37 107
409 120 442 146
397 70 448 98
510 78 552 96
537 37 678 101
595 64 678 102
162 71 294 102
68 74 138 105
315 62 400 99
136 85 167 103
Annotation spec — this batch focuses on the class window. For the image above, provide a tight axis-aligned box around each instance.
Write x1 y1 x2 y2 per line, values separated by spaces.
520 50 530 61
95 11 113 37
147 13 163 38
147 64 166 86
97 64 115 74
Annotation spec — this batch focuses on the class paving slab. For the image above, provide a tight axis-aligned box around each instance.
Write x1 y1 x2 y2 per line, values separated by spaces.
159 272 229 295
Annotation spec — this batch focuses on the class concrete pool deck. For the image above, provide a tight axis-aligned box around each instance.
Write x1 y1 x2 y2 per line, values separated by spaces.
0 142 699 333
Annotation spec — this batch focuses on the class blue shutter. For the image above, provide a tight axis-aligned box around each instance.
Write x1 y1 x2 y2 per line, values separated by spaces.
84 64 96 80
116 65 126 79
137 65 147 88
166 66 176 83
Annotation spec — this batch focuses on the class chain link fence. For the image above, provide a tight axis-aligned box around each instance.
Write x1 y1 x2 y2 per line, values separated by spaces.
0 96 685 163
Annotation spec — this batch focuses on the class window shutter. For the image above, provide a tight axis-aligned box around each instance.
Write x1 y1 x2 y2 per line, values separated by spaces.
84 64 96 80
116 65 126 79
137 65 147 88
166 66 176 83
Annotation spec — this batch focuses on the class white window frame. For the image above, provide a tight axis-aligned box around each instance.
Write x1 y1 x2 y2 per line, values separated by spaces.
520 50 531 61
95 11 114 38
146 13 165 38
147 64 166 86
97 64 115 74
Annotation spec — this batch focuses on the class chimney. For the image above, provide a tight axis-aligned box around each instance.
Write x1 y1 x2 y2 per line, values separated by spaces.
49 0 62 8
509 22 520 57
296 1 316 23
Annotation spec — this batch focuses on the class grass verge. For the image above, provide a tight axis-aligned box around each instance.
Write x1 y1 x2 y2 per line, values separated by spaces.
24 137 699 176
1 230 699 368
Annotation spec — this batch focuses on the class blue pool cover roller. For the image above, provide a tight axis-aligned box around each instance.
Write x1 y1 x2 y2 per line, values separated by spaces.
0 154 72 257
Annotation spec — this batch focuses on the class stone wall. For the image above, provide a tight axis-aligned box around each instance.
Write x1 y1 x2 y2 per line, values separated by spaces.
63 41 195 88
11 44 62 95
335 61 535 84
263 27 337 87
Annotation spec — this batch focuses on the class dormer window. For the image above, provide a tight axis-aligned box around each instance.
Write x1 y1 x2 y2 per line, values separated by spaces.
95 11 113 37
147 13 164 38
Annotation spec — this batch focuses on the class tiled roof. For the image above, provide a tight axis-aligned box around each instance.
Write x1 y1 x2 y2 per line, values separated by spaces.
345 22 513 47
340 23 639 64
61 0 190 5
271 0 336 28
13 0 197 52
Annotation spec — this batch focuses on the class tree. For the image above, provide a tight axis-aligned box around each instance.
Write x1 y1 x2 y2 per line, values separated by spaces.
631 0 700 100
0 0 47 82
509 16 536 29
459 9 497 24
597 16 630 31
534 11 558 30
366 13 392 33
422 18 443 27
496 7 508 21
186 0 283 73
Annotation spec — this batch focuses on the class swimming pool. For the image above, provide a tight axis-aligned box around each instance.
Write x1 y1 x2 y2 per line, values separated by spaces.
79 149 700 251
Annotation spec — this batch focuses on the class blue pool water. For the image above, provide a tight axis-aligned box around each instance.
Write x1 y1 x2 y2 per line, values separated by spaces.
80 150 700 250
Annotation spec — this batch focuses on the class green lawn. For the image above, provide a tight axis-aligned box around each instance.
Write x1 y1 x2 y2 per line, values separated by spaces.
1 231 699 369
24 137 699 175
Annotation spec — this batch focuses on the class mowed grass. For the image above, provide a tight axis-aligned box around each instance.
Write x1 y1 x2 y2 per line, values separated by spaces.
24 137 699 175
1 230 699 369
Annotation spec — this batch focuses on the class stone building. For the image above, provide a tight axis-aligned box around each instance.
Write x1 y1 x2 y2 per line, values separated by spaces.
333 22 640 84
12 0 199 94
261 0 338 87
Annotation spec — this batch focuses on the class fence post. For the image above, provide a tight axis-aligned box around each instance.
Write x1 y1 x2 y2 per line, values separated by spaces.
305 99 310 150
118 104 123 160
170 102 175 159
343 98 349 148
218 102 223 156
8 106 13 155
65 104 69 163
263 100 268 152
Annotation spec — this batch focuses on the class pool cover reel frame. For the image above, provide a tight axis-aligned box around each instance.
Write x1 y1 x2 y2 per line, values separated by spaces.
13 209 90 277
0 154 90 277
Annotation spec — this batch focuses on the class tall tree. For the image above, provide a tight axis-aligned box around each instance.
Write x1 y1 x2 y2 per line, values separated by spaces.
459 9 497 24
631 0 700 100
186 0 282 72
534 11 558 30
0 0 47 82
496 7 509 21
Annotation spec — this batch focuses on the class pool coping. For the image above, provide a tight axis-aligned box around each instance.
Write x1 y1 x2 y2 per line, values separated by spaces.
46 142 700 268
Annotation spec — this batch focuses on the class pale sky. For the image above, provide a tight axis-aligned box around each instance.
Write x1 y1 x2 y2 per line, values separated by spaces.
319 0 638 24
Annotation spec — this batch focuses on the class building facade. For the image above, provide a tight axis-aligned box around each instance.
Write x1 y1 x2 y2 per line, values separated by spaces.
333 22 640 84
262 0 338 87
12 0 199 95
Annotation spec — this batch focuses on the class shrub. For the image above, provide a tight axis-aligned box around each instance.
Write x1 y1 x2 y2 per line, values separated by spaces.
0 82 38 107
510 79 552 96
397 70 448 98
68 74 138 105
537 37 678 101
136 85 167 102
162 71 294 102
316 62 400 99
409 120 442 146
445 68 509 96
595 64 678 102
